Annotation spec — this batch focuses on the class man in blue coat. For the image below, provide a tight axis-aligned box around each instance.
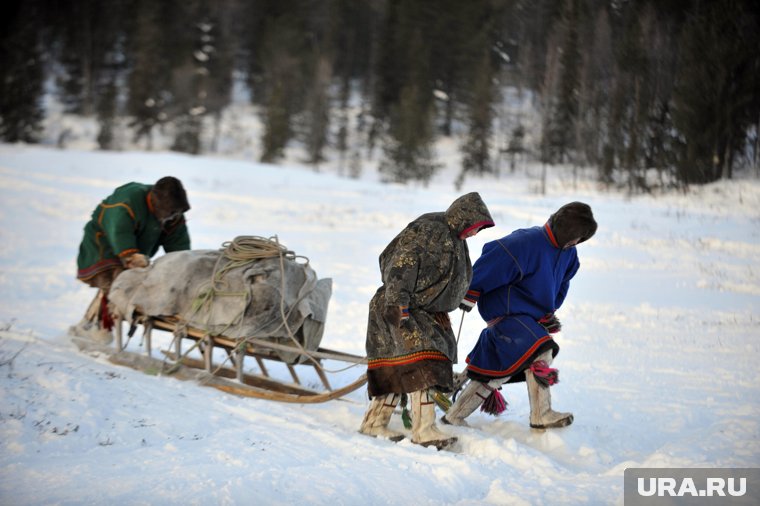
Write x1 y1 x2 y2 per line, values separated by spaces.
443 202 597 429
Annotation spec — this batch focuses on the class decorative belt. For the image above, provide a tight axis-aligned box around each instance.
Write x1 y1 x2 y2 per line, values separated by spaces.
487 316 504 328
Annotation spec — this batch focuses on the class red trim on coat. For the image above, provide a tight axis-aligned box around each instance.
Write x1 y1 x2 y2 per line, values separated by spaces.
464 335 553 377
77 258 123 281
118 248 140 258
146 191 155 214
543 222 559 248
459 220 495 239
368 350 450 369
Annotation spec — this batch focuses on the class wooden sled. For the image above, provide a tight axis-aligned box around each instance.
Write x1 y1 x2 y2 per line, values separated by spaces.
101 312 368 404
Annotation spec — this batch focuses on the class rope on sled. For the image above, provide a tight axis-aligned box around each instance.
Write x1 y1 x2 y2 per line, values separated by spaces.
217 236 308 280
269 236 361 374
182 235 359 378
190 236 308 334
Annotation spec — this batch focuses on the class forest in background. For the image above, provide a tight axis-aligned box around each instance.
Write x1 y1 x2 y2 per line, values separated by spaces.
1 0 759 189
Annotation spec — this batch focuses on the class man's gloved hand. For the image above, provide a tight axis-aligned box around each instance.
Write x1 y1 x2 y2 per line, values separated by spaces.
383 305 409 328
538 313 561 334
124 253 149 269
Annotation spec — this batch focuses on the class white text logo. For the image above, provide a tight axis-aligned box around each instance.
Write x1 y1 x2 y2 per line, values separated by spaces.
637 477 747 497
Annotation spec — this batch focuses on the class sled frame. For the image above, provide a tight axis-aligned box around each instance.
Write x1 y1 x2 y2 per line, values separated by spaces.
111 314 367 403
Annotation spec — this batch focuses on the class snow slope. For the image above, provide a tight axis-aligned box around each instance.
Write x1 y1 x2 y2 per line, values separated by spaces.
1 145 759 505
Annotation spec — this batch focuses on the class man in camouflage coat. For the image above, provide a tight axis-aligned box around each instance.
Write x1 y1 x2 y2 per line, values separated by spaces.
72 176 191 343
443 202 597 430
359 192 494 449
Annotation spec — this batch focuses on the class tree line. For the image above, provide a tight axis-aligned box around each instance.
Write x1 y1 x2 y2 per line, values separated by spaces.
1 0 758 188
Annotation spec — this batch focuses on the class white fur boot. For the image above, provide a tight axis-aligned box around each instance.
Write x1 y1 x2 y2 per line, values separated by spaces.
411 390 457 450
69 318 113 345
359 393 405 442
527 351 573 429
442 377 508 426
70 291 113 345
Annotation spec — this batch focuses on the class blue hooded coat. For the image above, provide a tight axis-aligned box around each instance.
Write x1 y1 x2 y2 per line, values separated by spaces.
464 223 579 379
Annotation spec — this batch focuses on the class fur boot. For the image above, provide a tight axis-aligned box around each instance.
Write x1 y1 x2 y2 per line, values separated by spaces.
527 351 573 429
442 377 507 426
69 318 113 345
69 291 113 345
410 390 457 450
358 393 405 442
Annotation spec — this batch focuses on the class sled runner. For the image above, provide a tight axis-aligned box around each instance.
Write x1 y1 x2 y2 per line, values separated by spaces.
75 236 368 403
105 312 368 403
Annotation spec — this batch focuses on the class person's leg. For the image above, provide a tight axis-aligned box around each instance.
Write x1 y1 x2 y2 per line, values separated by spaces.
89 267 123 294
526 350 573 428
442 376 509 426
71 268 123 344
410 390 457 449
359 393 405 441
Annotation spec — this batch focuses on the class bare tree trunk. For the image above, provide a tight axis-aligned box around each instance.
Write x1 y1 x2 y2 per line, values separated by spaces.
541 162 547 195
755 112 760 175
211 113 221 153
721 129 733 180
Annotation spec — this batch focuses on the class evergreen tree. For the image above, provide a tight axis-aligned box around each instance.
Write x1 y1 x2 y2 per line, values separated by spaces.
255 4 310 163
379 27 439 184
295 1 337 167
300 55 332 166
330 0 375 175
638 3 679 187
170 4 225 155
577 7 613 174
54 0 126 117
260 84 291 163
541 0 581 164
204 0 236 152
95 76 119 150
538 28 561 165
380 79 440 183
458 48 498 188
618 5 649 191
126 0 174 149
429 0 497 136
513 0 563 93
373 1 445 182
672 0 760 183
0 0 46 143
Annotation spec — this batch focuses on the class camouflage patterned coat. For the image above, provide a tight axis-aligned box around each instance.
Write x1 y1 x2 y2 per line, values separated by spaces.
365 192 494 396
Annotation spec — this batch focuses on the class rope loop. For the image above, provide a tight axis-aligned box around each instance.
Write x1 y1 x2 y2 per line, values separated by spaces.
222 235 307 266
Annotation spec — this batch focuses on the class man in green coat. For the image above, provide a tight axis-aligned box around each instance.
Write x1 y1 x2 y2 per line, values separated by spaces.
72 176 191 343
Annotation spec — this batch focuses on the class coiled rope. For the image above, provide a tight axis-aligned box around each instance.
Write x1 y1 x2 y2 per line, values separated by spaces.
215 236 308 281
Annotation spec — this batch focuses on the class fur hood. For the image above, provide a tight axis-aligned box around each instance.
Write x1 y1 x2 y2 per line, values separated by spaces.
549 201 597 247
445 192 495 238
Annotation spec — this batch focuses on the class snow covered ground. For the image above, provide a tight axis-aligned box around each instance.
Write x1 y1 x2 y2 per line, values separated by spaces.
1 144 759 505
